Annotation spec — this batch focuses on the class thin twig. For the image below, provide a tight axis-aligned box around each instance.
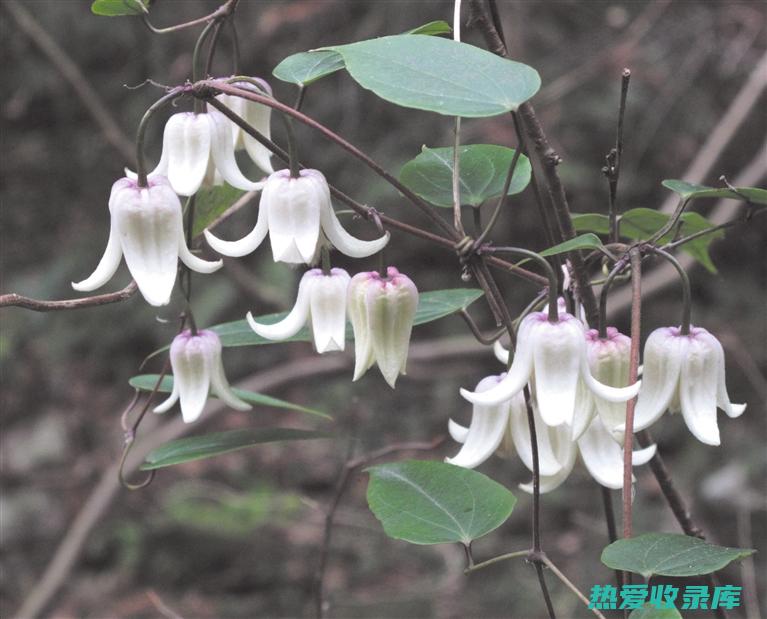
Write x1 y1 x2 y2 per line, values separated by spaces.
604 69 631 245
600 486 624 590
463 549 528 574
0 282 137 312
541 555 607 619
142 0 239 35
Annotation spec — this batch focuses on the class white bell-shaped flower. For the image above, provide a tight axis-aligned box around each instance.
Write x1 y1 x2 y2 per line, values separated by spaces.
629 326 746 445
208 78 274 175
462 311 640 428
246 268 351 353
204 169 389 264
154 329 251 423
148 111 264 196
71 176 222 306
348 267 418 388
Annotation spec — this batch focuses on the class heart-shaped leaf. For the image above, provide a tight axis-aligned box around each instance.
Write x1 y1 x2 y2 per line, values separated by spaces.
601 533 755 579
325 35 540 117
141 428 331 470
129 375 330 420
399 145 531 208
366 460 516 545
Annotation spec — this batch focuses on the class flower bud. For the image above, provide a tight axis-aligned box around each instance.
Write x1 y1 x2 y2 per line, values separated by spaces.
348 267 418 388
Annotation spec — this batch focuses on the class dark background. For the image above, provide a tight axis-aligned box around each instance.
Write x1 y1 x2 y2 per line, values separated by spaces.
1 1 765 618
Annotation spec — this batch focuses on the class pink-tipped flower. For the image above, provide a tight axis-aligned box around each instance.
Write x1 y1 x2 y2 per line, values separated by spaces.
246 268 351 353
629 326 746 445
148 111 264 196
348 267 418 388
204 169 389 264
208 78 274 175
462 311 640 428
154 329 251 423
71 176 221 306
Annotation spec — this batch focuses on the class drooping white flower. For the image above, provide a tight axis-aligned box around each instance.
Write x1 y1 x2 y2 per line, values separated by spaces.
154 329 251 423
246 268 351 353
71 176 222 306
447 379 564 474
208 78 274 175
628 326 746 445
461 311 640 428
204 169 389 264
147 111 264 196
348 267 418 388
448 383 656 492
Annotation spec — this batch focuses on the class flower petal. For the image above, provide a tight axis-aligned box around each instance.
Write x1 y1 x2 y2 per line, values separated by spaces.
532 316 584 427
520 438 576 495
246 271 312 340
679 333 721 445
571 381 595 441
208 111 264 191
631 443 657 466
695 330 747 419
320 202 390 259
493 340 510 365
153 378 179 414
209 350 251 411
577 417 627 489
71 213 123 292
265 170 321 264
177 233 223 274
348 273 376 381
241 98 274 174
630 328 684 433
204 192 269 258
114 179 180 306
508 392 564 477
308 268 350 353
448 419 469 444
164 113 212 197
445 375 511 469
460 315 536 407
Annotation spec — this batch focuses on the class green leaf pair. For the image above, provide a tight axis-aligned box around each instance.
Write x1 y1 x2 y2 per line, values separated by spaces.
91 0 148 16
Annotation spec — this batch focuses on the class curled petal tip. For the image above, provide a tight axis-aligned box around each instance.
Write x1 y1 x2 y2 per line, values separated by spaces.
727 403 746 418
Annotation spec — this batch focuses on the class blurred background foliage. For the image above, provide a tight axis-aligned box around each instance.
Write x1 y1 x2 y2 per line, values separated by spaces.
1 1 765 617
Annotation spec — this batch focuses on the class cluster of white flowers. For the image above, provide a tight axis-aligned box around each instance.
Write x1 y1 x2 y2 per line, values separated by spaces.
448 300 745 493
71 78 417 422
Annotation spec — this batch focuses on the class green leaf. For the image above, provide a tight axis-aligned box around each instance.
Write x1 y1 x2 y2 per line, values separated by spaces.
210 288 483 348
663 179 767 205
540 233 604 256
366 460 516 545
571 208 724 273
601 533 755 579
325 35 540 117
91 0 148 16
273 24 452 87
141 428 331 470
629 605 683 619
399 145 531 208
404 20 452 36
572 213 610 235
192 183 247 238
129 375 331 420
272 51 345 87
